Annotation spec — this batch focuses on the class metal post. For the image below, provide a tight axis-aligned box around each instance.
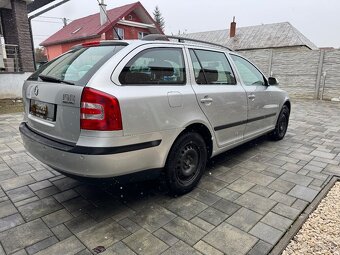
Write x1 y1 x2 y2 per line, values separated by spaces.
268 48 273 77
315 49 325 100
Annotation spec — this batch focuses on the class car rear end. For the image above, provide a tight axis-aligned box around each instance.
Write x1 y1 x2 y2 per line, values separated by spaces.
20 41 164 178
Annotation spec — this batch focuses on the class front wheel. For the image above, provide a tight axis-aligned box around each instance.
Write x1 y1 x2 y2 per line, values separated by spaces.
269 105 290 141
165 132 207 195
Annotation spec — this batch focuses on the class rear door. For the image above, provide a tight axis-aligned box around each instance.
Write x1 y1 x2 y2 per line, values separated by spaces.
230 54 279 139
187 48 247 148
23 44 124 144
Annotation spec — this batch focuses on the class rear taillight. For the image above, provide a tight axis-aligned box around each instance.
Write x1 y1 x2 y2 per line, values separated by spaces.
80 87 122 131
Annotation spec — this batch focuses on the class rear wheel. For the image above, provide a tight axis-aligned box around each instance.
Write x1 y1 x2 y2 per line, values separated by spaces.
165 132 207 195
270 105 290 141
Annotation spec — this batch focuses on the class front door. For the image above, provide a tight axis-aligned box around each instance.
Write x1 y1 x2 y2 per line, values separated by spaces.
230 54 279 139
187 48 247 148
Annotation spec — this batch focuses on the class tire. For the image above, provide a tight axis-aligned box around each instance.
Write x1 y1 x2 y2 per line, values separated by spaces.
165 132 207 195
269 105 290 141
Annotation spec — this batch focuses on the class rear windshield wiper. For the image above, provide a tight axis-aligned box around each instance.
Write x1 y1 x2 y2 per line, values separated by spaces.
38 74 75 85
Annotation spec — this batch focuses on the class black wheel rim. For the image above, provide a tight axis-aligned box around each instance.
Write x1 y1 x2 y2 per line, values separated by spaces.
278 114 288 137
175 143 201 185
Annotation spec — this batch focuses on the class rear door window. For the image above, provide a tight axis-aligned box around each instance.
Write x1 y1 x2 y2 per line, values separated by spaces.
189 49 236 85
28 45 124 86
119 48 186 85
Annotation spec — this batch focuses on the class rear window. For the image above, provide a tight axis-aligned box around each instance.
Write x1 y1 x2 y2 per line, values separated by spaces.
28 45 125 85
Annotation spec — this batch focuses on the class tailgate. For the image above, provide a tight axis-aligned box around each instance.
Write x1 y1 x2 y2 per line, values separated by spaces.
23 80 83 144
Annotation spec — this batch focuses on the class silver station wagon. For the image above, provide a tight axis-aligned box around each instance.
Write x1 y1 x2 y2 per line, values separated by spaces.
20 35 290 194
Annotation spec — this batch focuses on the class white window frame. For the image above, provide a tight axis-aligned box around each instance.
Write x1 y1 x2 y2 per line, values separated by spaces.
114 27 124 39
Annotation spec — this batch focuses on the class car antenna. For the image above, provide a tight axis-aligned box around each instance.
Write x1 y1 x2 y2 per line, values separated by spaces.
96 0 122 40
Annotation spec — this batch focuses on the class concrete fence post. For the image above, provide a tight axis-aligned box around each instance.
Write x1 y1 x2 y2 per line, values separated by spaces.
315 49 325 100
268 49 273 76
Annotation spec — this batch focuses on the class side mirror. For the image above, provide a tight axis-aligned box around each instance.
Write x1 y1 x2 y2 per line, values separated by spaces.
268 77 279 86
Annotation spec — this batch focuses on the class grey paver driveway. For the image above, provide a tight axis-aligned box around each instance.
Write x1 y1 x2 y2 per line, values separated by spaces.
0 100 340 255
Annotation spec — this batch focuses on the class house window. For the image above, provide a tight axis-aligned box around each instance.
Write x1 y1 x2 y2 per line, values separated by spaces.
138 32 149 39
114 27 124 39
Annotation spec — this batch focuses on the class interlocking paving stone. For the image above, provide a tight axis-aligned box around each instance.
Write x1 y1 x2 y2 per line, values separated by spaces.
0 170 16 182
227 179 256 193
18 197 63 221
198 175 227 193
247 240 272 255
51 224 73 241
161 196 208 220
188 188 221 206
288 185 319 202
123 229 168 255
249 222 283 245
6 186 35 202
280 172 313 186
235 192 276 215
161 241 202 255
203 222 258 255
0 219 53 254
35 186 60 199
30 170 55 182
0 200 17 218
64 214 97 234
101 241 136 255
268 179 295 193
28 180 52 192
261 212 293 231
42 209 73 228
153 228 179 246
194 240 223 255
119 218 141 233
190 217 215 232
198 207 228 226
215 187 242 201
269 191 296 206
52 177 80 191
323 164 340 175
53 189 78 203
129 204 176 232
310 150 336 160
0 175 35 191
164 217 207 245
241 172 275 186
14 196 39 207
26 236 59 255
211 199 241 215
35 236 85 255
271 203 301 220
281 163 303 173
226 207 262 232
77 218 130 250
250 185 275 198
0 213 24 232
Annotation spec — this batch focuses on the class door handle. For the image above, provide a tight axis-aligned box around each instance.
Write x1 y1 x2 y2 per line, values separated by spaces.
248 94 256 100
200 96 213 104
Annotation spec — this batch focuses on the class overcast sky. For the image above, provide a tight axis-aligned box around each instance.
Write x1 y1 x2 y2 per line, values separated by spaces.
30 0 340 48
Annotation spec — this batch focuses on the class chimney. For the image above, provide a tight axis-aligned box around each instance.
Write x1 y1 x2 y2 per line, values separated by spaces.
99 0 107 26
230 16 236 38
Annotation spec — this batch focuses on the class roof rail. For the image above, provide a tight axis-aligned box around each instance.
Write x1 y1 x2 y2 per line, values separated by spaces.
141 34 233 51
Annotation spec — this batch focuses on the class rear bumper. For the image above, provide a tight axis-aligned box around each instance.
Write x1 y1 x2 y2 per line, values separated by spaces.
19 122 164 178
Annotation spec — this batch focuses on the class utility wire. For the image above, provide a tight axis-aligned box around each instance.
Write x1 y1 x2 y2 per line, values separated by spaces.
95 0 122 40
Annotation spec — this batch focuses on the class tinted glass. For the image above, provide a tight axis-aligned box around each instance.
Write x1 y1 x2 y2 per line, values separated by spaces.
119 48 186 85
29 45 123 85
230 54 265 86
189 49 236 85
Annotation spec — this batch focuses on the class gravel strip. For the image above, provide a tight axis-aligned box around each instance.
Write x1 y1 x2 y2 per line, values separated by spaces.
283 182 340 255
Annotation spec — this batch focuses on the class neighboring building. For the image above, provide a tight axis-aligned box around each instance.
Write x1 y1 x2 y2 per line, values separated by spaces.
0 0 35 72
41 1 163 60
183 20 318 51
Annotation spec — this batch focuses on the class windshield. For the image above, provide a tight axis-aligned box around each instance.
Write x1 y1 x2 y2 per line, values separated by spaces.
28 45 125 85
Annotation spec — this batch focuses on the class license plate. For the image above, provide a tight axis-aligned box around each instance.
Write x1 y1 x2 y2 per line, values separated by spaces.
29 100 56 121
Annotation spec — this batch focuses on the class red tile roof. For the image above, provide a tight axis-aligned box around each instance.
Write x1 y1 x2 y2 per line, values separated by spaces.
40 2 153 46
